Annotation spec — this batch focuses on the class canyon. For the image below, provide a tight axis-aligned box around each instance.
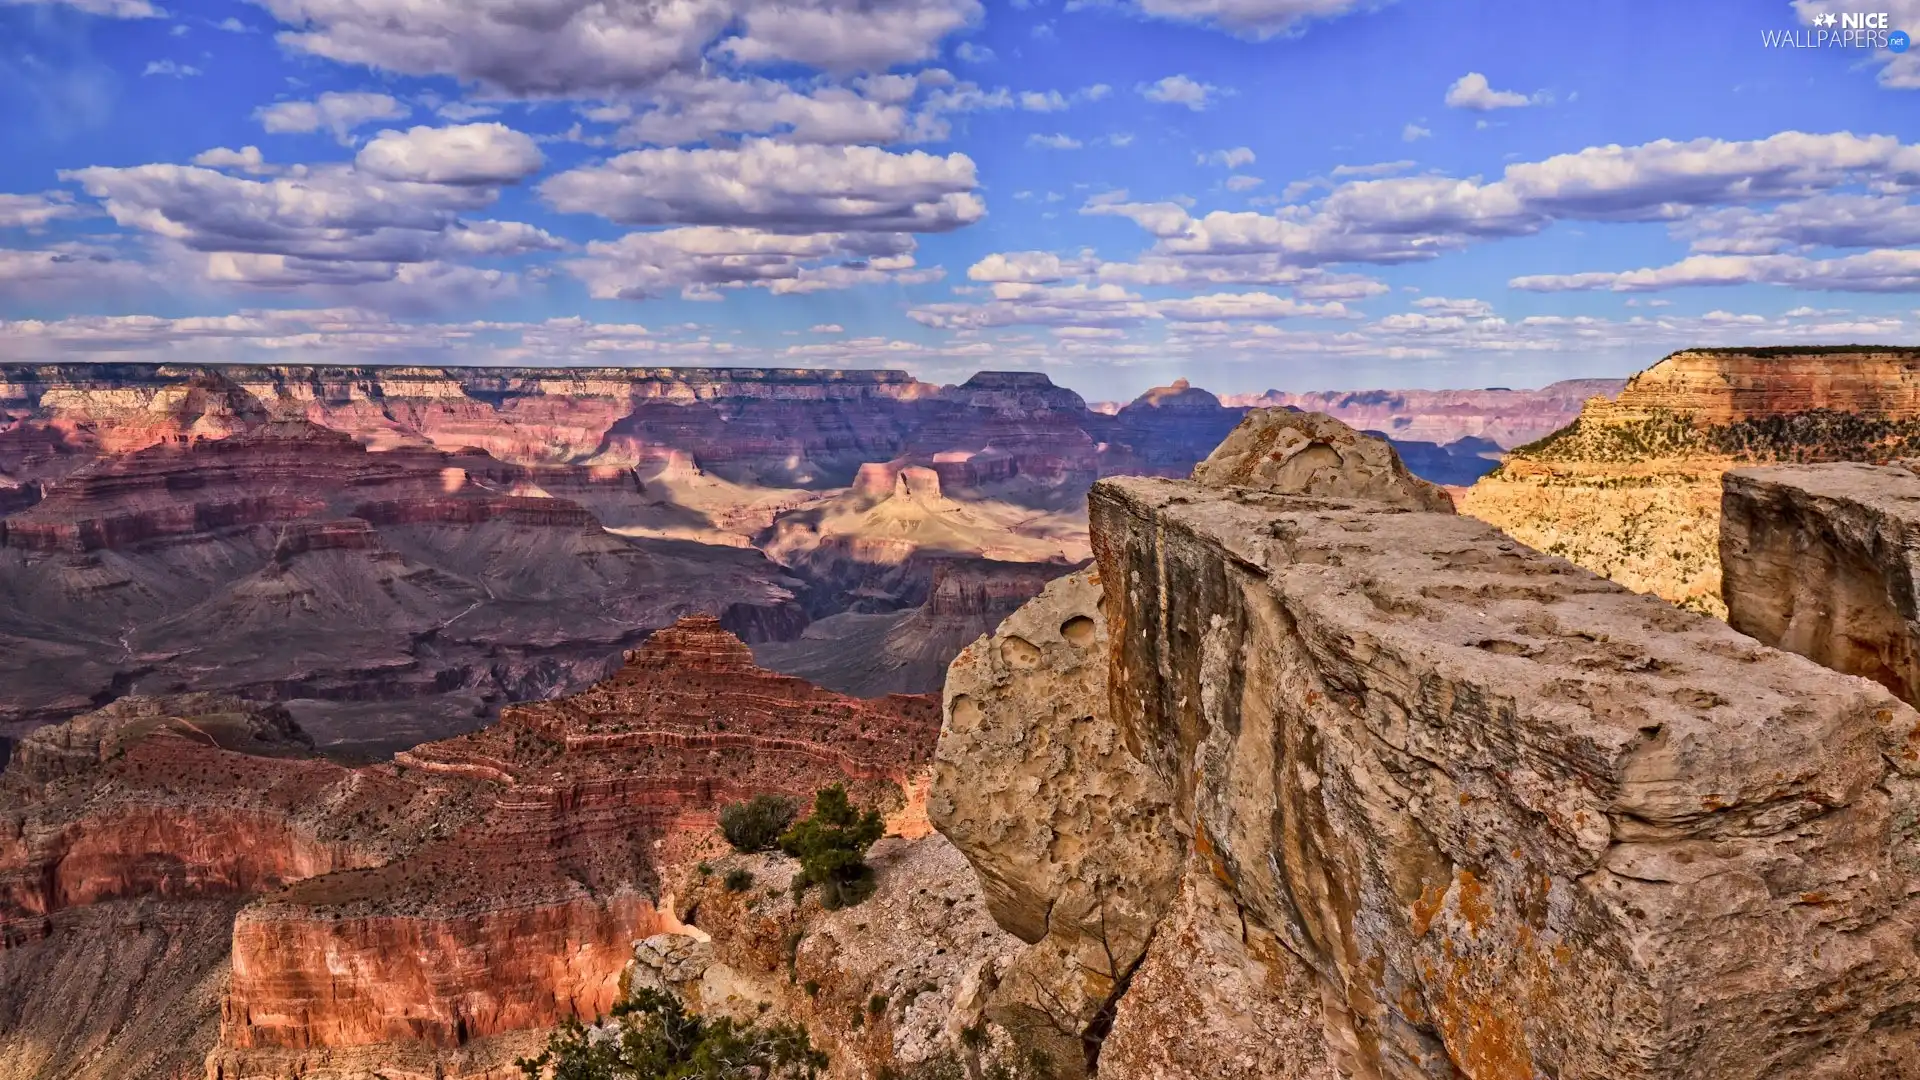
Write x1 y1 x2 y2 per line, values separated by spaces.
930 407 1920 1079
0 617 938 1080
10 357 1920 1078
0 362 1586 755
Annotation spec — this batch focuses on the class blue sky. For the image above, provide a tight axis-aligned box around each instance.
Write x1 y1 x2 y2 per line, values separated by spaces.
2 0 1918 399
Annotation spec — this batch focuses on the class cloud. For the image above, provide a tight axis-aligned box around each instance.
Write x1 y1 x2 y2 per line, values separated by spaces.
141 60 202 77
0 193 80 229
1511 249 1920 293
1225 175 1264 191
56 157 558 308
910 278 1351 329
190 145 271 173
0 243 152 300
256 92 410 143
1138 74 1218 110
1119 0 1381 39
1672 193 1920 253
1331 160 1413 177
252 0 979 97
1081 131 1920 278
1411 295 1493 316
563 227 937 300
1200 147 1255 168
967 250 1095 283
1402 123 1431 142
1027 133 1083 150
0 0 161 16
810 322 846 332
354 124 545 185
716 0 983 72
216 15 247 30
1444 72 1535 110
955 41 994 62
607 73 915 147
539 140 984 232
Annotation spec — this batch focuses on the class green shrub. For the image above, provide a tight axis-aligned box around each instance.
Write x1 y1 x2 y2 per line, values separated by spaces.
719 794 800 853
514 987 825 1080
779 784 885 911
724 868 755 892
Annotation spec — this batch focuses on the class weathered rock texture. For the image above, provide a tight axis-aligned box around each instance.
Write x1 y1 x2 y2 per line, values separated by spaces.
0 621 940 1080
638 835 1032 1080
1464 347 1920 619
1191 408 1455 512
938 407 1920 1079
1722 462 1920 709
1083 474 1920 1078
932 569 1183 1049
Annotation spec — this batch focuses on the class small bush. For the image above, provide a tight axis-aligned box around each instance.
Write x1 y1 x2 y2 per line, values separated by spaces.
724 867 755 892
779 784 885 911
719 794 800 853
868 993 889 1018
514 986 825 1079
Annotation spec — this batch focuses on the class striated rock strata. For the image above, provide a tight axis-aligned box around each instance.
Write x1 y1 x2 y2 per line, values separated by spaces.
1461 347 1920 617
1222 379 1625 449
0 420 800 753
936 412 1920 1078
1722 462 1920 708
0 619 938 1080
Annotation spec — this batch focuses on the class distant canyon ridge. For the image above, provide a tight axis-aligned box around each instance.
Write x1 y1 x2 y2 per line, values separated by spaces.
0 363 1620 756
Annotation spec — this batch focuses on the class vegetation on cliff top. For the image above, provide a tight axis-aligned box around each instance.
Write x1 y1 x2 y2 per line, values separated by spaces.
1505 408 1920 468
779 784 886 911
719 794 800 854
515 987 826 1079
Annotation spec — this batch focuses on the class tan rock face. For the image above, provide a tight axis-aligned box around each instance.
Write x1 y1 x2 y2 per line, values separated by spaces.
1190 408 1455 512
1087 474 1920 1079
1722 462 1920 708
931 568 1183 1039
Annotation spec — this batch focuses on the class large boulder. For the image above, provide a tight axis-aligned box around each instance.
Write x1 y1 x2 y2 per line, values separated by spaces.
930 568 1183 1041
1190 408 1455 512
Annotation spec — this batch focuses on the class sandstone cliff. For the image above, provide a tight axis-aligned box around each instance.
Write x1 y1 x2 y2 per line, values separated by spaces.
1722 462 1920 709
0 620 940 1080
1461 347 1920 618
936 410 1920 1079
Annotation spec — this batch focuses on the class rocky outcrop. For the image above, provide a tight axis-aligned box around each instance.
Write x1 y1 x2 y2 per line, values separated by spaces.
641 834 1032 1080
1593 347 1920 426
212 616 937 1070
1722 462 1920 708
932 569 1182 1049
936 410 1920 1079
0 621 941 1080
1191 408 1455 511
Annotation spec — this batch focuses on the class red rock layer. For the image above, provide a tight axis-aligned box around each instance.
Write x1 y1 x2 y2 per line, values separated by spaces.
214 617 936 1056
1600 348 1920 425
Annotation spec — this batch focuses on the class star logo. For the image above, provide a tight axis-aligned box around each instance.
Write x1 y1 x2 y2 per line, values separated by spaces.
1817 12 1835 25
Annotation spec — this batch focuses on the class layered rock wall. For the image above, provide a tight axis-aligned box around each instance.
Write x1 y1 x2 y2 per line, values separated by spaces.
1086 474 1920 1078
1722 462 1920 708
938 411 1920 1079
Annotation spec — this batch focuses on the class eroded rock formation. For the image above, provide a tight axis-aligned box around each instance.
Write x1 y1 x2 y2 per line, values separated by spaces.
937 410 1920 1079
1222 380 1626 448
1462 347 1920 618
0 619 939 1080
1722 462 1920 708
1191 408 1455 511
